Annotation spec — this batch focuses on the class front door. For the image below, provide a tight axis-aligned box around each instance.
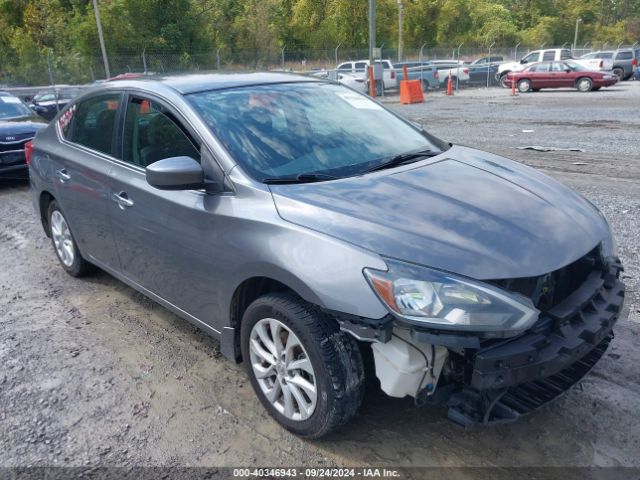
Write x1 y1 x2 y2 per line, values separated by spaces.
551 62 575 87
108 94 225 329
52 93 121 268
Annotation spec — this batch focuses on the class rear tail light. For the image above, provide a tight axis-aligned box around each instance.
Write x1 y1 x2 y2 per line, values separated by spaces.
24 140 34 166
633 59 638 66
599 60 604 68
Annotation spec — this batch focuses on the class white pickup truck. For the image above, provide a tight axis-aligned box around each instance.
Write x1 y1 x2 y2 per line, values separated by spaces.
337 59 398 90
497 48 615 87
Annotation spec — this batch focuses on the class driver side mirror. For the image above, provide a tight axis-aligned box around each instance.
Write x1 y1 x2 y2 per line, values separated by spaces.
146 156 220 192
520 59 526 64
564 68 571 73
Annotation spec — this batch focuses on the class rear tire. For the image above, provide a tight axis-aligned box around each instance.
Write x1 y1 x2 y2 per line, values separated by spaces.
517 79 531 93
47 200 94 277
612 68 624 80
241 293 365 438
576 77 593 92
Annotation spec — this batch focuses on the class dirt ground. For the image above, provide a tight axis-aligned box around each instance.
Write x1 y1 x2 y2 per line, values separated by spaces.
1 81 639 472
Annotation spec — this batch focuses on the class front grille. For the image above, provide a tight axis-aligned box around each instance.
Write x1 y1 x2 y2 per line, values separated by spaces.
0 134 34 153
488 248 599 312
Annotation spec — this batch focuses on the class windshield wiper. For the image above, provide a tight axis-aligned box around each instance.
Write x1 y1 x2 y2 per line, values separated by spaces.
362 148 440 174
262 172 339 184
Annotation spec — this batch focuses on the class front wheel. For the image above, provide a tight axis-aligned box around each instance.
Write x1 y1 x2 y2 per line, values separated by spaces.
241 293 365 438
576 77 593 92
517 79 531 93
499 73 511 88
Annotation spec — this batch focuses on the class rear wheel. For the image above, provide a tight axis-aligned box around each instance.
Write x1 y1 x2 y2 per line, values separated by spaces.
576 77 593 92
517 79 531 93
47 200 93 277
612 67 624 80
241 293 365 438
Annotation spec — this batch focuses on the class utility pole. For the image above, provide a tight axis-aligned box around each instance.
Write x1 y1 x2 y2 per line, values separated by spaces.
92 0 111 78
397 0 403 62
573 18 582 53
368 0 376 64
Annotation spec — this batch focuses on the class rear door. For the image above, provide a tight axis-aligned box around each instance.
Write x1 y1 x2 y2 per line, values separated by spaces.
528 63 551 88
107 93 226 324
52 92 121 267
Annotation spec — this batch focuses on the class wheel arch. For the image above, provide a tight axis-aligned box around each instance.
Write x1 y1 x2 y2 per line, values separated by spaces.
224 273 326 363
39 190 56 237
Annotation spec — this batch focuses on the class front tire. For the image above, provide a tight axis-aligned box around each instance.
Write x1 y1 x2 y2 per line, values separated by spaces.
499 73 510 88
241 293 364 438
576 77 593 92
47 200 93 277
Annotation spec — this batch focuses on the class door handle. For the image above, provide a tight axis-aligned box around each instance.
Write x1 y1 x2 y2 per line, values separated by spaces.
112 191 134 209
56 169 71 183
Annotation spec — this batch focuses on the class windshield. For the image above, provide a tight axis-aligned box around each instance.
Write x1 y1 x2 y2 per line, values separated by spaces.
187 82 447 181
0 96 33 119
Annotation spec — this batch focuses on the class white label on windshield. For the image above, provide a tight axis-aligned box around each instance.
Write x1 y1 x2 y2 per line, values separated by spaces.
1 96 22 104
335 92 383 110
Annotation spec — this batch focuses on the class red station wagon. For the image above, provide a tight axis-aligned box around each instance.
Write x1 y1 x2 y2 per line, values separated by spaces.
506 60 619 93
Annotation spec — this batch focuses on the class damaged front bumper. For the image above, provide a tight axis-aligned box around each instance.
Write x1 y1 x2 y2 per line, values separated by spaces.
445 257 625 427
336 257 625 427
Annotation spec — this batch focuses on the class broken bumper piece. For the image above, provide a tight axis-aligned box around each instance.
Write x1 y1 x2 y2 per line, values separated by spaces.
447 258 625 427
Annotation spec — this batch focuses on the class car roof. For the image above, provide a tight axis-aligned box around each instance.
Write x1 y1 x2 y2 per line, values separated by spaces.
96 72 321 95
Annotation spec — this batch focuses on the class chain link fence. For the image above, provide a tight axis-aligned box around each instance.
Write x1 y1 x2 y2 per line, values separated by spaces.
1 42 636 91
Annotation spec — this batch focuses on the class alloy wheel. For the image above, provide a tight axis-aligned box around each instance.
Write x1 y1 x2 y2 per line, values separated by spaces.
50 210 75 267
249 318 317 421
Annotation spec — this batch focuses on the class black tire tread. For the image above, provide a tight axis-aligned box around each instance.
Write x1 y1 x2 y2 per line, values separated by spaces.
242 292 364 438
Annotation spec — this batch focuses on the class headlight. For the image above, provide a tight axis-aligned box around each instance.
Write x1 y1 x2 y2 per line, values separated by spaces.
364 260 538 336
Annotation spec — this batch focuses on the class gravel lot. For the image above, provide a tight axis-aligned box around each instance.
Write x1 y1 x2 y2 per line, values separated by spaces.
1 82 639 472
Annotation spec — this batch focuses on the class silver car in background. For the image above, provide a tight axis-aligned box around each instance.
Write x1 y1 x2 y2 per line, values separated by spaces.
29 73 624 437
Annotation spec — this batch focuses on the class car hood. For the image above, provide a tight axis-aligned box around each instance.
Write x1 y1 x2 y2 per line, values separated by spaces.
0 116 48 135
269 146 610 280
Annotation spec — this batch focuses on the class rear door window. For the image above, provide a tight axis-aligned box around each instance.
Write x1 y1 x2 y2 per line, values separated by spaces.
616 51 632 60
64 94 121 155
542 51 556 61
354 62 367 71
122 96 200 168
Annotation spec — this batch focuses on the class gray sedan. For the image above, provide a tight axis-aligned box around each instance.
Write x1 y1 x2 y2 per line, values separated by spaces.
29 73 624 437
